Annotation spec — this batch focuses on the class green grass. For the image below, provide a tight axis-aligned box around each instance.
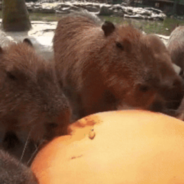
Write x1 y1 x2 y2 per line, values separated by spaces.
101 16 184 35
1 10 184 35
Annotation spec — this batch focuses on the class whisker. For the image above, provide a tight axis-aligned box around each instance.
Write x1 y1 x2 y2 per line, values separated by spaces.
26 143 39 166
26 138 47 166
19 127 33 163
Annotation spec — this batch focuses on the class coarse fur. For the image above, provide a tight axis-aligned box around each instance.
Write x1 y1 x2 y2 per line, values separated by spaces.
53 12 183 120
0 149 38 184
0 39 71 164
167 26 184 119
167 26 184 74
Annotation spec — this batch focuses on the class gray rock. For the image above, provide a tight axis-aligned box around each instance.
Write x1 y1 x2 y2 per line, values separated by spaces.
81 5 100 12
98 5 113 16
144 7 163 14
25 2 166 19
113 9 124 17
0 31 15 48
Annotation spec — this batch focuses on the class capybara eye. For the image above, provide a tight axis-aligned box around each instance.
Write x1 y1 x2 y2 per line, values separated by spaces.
116 42 124 50
139 84 150 92
7 72 16 80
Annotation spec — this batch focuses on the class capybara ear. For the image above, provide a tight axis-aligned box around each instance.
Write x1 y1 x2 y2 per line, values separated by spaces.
102 21 115 37
23 38 33 47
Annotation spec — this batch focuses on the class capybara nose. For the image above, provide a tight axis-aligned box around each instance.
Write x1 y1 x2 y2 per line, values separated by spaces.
55 109 71 135
150 102 163 112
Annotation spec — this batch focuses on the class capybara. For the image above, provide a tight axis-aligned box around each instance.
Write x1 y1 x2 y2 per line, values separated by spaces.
0 149 38 184
0 38 71 164
167 26 184 76
53 12 183 120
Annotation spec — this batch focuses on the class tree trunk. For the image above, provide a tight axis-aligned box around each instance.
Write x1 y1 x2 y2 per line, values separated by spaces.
2 0 31 32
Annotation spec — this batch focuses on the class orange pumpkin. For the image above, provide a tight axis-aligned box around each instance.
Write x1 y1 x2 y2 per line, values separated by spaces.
31 110 184 184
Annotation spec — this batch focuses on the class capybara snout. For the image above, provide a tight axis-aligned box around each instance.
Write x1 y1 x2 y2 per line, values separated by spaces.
162 77 184 110
53 12 183 120
0 39 71 145
166 75 183 112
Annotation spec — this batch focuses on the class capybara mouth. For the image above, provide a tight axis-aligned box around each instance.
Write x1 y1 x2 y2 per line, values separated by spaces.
165 92 184 111
149 100 165 113
148 96 183 117
0 131 39 166
167 100 183 111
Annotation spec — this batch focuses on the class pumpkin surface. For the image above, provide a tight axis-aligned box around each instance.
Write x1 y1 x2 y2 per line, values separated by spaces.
31 110 184 184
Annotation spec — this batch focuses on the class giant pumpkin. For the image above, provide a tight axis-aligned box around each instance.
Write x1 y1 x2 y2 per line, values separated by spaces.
31 110 184 184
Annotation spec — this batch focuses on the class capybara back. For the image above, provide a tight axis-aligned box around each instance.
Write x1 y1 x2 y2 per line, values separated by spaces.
53 12 183 120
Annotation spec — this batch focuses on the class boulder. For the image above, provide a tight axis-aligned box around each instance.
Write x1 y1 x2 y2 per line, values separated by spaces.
98 5 113 16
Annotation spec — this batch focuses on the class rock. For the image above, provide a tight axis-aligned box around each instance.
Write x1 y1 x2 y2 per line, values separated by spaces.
112 4 124 17
124 14 145 19
25 2 34 11
121 2 128 6
80 4 100 12
25 2 166 20
98 5 114 16
55 3 83 14
151 12 166 21
113 10 124 17
136 9 152 16
144 7 163 14
0 30 15 47
124 7 133 15
40 3 56 13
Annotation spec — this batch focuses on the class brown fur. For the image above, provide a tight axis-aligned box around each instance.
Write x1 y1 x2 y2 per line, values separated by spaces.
167 26 184 72
53 12 183 120
0 39 71 163
0 149 38 184
167 26 184 120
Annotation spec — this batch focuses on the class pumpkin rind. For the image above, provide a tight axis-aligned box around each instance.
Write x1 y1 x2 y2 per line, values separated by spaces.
32 110 184 184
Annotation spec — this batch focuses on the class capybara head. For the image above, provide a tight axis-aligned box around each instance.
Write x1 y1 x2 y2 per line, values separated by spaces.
167 26 184 67
0 149 38 184
167 26 184 76
100 23 184 114
0 39 71 159
53 12 183 119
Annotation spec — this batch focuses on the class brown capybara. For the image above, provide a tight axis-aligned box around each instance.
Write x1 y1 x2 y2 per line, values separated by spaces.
0 149 38 184
0 38 71 164
53 12 183 121
167 26 184 75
